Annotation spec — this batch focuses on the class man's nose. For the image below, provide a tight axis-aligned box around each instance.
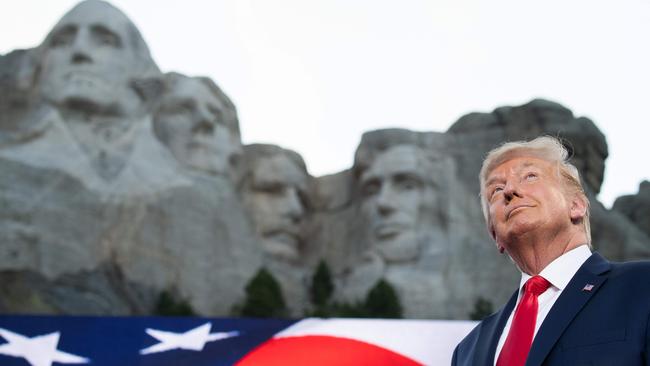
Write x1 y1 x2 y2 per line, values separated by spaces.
503 180 521 202
376 184 397 216
70 31 93 64
190 105 216 135
283 188 304 223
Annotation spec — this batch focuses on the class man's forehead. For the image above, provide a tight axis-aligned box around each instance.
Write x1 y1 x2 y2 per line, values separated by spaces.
362 145 423 179
54 1 132 34
253 154 307 186
168 78 223 108
486 156 551 180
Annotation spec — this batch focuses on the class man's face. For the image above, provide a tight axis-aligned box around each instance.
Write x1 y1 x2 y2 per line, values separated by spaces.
485 157 572 252
243 154 308 262
359 145 428 262
38 1 139 113
155 77 239 174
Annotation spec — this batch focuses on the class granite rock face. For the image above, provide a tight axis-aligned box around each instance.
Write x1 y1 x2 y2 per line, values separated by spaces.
613 181 650 238
1 0 649 319
0 0 260 317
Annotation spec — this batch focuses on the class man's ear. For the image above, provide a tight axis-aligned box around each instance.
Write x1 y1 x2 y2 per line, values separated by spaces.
488 223 496 241
131 76 165 106
569 195 588 223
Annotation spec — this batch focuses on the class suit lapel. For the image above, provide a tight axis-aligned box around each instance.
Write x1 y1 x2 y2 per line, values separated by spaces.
525 252 611 366
474 290 518 366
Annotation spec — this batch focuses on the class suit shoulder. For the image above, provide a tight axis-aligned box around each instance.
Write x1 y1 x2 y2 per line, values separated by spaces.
606 259 650 289
455 313 495 353
456 320 482 351
609 259 650 276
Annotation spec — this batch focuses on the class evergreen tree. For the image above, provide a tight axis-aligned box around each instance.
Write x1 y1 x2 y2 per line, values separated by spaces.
240 268 287 318
469 296 494 320
310 260 334 307
364 279 403 318
154 290 195 316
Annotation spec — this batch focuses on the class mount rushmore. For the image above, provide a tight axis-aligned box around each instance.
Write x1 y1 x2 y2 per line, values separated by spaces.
1 0 648 319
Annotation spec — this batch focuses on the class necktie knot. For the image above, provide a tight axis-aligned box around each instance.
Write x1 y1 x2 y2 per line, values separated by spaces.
525 275 551 296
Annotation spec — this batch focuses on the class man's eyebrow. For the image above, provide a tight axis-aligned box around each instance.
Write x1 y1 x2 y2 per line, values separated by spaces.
485 175 503 187
91 24 123 44
359 171 380 184
54 24 76 33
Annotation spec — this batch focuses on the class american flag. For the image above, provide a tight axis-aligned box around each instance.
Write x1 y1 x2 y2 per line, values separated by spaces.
0 315 476 365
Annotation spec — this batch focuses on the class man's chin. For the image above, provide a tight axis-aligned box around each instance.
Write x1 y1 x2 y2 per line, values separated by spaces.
376 234 419 263
262 239 300 262
499 222 539 244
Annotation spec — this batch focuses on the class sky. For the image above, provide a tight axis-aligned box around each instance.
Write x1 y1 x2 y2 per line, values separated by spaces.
1 0 649 207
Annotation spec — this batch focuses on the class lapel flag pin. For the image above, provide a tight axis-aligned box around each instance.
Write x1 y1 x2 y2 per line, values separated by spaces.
582 284 594 292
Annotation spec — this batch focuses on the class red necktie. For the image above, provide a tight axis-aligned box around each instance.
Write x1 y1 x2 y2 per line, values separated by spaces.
496 275 551 366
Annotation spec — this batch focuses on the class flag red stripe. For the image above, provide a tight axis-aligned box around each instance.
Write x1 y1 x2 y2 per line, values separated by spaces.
235 335 423 366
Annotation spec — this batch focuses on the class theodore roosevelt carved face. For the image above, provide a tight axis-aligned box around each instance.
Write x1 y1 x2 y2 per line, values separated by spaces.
242 145 309 263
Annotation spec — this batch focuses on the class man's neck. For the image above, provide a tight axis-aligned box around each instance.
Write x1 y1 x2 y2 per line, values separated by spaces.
505 227 588 275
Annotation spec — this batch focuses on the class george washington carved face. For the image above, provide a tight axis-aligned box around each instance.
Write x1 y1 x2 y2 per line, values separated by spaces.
38 0 155 116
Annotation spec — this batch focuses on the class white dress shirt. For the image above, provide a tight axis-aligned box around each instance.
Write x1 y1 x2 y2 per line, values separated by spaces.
493 244 592 365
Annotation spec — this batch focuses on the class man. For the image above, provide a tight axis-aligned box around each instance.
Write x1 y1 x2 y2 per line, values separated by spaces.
241 144 310 263
34 0 161 181
358 144 437 263
38 0 158 116
453 136 650 365
153 72 242 177
336 131 453 318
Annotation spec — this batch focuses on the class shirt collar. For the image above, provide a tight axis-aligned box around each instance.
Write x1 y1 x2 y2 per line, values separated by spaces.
518 244 592 292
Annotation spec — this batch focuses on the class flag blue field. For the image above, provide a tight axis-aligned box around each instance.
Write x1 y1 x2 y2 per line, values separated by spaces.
0 315 476 365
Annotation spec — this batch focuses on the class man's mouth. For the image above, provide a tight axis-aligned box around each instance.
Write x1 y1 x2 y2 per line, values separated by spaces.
264 230 300 247
506 205 532 219
374 223 408 239
65 70 102 84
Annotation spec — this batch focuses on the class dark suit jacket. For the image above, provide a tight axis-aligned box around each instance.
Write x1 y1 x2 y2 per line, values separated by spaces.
452 252 650 366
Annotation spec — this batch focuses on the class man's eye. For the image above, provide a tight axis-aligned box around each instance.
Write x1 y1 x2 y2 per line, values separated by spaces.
192 122 214 135
92 26 122 48
255 183 285 195
490 186 503 198
162 100 195 116
50 27 76 47
525 173 538 181
395 174 423 191
361 180 381 197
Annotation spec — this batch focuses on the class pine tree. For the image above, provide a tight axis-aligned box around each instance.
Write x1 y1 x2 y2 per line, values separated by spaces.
469 296 494 320
240 268 287 318
154 290 195 316
364 279 403 318
310 260 334 307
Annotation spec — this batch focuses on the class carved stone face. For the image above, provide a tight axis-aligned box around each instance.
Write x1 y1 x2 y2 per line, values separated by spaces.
243 153 308 262
38 1 142 115
359 145 431 263
154 76 240 175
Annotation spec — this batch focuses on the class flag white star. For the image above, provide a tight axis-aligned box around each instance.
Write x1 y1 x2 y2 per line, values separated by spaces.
140 322 239 355
0 328 89 366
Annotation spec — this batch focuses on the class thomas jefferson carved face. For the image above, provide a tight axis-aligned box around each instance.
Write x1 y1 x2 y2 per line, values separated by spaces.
38 1 148 116
242 151 309 262
359 145 437 263
154 75 241 175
